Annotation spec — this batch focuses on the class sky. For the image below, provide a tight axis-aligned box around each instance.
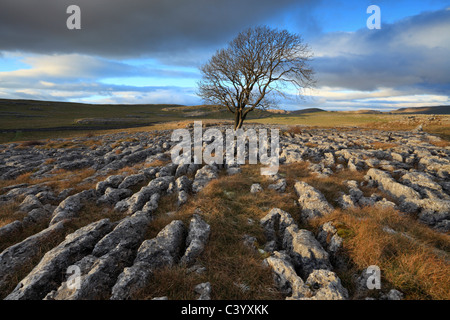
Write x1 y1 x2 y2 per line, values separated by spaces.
0 0 449 111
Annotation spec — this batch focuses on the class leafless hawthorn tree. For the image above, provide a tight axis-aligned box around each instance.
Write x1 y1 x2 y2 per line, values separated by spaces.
197 25 315 130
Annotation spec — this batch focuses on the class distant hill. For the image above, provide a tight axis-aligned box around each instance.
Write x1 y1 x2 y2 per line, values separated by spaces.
341 110 383 114
390 106 450 115
290 108 325 115
266 109 290 114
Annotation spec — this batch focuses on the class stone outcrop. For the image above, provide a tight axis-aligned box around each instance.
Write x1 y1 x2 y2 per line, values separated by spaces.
192 165 218 193
110 220 186 300
294 181 334 221
180 214 211 266
50 189 97 225
0 221 66 293
111 215 210 300
283 225 332 278
264 251 312 299
5 219 114 300
260 208 347 300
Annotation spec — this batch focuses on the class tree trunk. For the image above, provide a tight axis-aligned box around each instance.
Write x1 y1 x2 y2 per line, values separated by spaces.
234 108 249 130
234 109 243 130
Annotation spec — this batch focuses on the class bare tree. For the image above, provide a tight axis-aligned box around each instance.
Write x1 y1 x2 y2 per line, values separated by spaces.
197 25 315 130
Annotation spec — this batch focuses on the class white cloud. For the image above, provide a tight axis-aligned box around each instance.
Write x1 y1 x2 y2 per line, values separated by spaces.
301 8 450 110
296 86 450 111
81 89 201 105
0 53 199 83
0 52 201 104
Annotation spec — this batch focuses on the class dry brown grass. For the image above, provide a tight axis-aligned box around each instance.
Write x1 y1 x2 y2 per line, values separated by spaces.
17 140 45 148
143 193 181 240
36 138 103 150
64 200 129 233
305 142 319 148
110 142 121 149
364 117 450 142
0 172 33 192
0 199 26 230
113 165 141 176
0 167 104 206
311 206 450 300
106 159 171 179
43 158 56 165
144 159 171 168
370 142 399 150
285 126 303 136
303 177 347 207
134 265 206 300
0 217 49 254
34 168 98 194
81 139 103 148
38 140 79 150
277 161 311 182
428 139 450 148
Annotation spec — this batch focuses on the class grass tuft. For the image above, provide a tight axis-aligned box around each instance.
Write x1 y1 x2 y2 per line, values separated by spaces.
311 206 450 300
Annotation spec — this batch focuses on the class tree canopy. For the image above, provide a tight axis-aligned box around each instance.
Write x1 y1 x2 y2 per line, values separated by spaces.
197 25 315 129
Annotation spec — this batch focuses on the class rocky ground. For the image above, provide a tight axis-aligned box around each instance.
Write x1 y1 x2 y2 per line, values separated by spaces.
0 123 449 300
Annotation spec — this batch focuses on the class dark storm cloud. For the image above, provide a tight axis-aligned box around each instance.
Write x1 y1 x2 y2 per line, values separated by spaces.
0 0 313 64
